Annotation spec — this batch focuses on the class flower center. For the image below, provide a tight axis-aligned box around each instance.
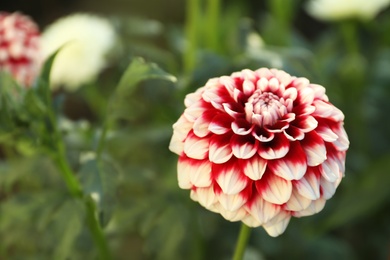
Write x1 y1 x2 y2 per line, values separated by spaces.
245 91 288 127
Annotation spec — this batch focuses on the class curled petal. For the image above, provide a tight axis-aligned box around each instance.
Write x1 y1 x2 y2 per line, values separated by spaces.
300 131 327 166
196 186 217 208
258 133 290 160
184 132 209 160
294 115 318 133
332 124 350 151
297 86 315 105
193 111 215 137
313 100 345 121
185 89 204 107
177 157 192 189
242 215 261 228
214 162 248 195
285 188 312 211
253 127 274 142
243 79 256 96
184 101 208 122
232 119 254 135
320 156 341 182
256 171 293 204
282 87 297 101
293 198 326 217
310 83 328 101
219 206 247 222
295 167 321 200
263 211 291 237
231 135 258 159
315 124 338 142
268 141 307 180
178 157 212 188
209 134 233 164
217 193 247 212
208 114 233 135
283 125 304 141
245 196 280 224
320 175 342 199
172 115 193 140
241 155 267 181
223 103 243 118
169 133 185 155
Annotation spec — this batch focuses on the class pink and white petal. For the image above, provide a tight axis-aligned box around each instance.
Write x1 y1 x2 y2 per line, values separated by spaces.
332 124 350 151
231 135 258 159
258 133 290 160
184 88 204 107
223 103 244 119
283 125 304 141
271 69 293 87
297 86 315 105
313 100 344 121
300 131 327 166
232 119 254 135
219 206 247 222
253 127 275 142
268 142 307 180
256 77 269 92
256 172 293 205
190 189 198 201
320 157 340 182
285 188 312 211
242 215 261 228
263 211 291 237
268 77 280 93
217 193 247 212
293 198 326 217
242 155 267 181
209 134 233 164
295 167 321 200
172 115 193 140
294 115 318 133
184 132 209 160
177 157 193 189
169 133 185 155
215 163 248 195
183 101 207 122
193 111 215 138
243 78 256 96
291 77 310 91
315 124 338 142
282 87 297 101
309 83 328 101
320 176 340 200
245 196 280 224
196 186 218 208
189 160 212 187
208 114 233 135
219 75 237 94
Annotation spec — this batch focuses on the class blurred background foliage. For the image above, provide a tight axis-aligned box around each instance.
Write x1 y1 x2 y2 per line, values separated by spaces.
1 0 390 259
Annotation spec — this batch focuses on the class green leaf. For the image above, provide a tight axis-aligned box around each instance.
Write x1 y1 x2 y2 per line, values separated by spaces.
115 57 176 95
79 154 118 227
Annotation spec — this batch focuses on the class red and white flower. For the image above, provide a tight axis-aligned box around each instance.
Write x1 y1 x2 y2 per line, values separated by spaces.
169 68 349 237
0 12 41 86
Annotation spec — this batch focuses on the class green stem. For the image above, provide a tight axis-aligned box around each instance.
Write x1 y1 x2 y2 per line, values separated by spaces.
47 101 111 259
85 198 112 260
184 0 201 74
232 223 251 260
206 0 221 52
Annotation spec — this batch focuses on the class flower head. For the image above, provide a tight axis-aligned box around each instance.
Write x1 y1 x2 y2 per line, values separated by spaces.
169 68 349 237
0 12 41 86
306 0 390 21
42 13 116 91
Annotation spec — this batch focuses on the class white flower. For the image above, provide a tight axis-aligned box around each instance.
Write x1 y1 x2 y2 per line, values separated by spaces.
306 0 390 21
42 13 116 91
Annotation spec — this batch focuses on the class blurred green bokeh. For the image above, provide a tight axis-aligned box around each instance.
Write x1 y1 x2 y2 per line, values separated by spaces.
1 0 390 259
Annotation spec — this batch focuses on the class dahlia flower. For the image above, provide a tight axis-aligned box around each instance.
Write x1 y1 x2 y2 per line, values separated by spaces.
41 13 116 91
306 0 390 21
169 68 349 237
0 12 41 86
